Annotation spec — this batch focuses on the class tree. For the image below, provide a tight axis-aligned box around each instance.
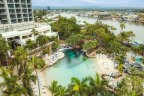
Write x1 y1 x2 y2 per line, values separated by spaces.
82 41 98 52
66 34 84 46
31 56 43 96
0 35 9 65
32 56 45 69
118 31 135 42
120 23 126 31
109 26 117 33
88 73 110 96
48 80 68 96
11 85 28 96
67 77 89 96
14 46 29 76
0 67 28 96
25 39 36 51
117 74 143 96
36 35 49 46
22 67 37 96
48 80 60 96
31 28 39 41
51 16 81 40
33 10 48 22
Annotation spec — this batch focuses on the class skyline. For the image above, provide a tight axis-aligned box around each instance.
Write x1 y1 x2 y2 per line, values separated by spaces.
32 0 144 8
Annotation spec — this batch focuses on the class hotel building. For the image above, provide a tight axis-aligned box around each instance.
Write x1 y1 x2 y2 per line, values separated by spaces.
0 0 57 46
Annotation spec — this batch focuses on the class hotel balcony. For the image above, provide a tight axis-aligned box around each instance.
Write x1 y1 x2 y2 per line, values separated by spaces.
22 5 26 8
27 5 32 8
8 6 15 9
7 0 14 3
1 17 7 20
27 0 31 4
0 0 4 4
1 20 8 24
15 6 21 9
1 24 58 46
17 16 22 19
29 18 33 21
0 5 4 9
9 10 15 14
14 1 20 4
0 12 6 15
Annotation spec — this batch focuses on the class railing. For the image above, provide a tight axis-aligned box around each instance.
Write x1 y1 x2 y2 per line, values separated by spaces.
7 0 13 3
0 12 6 15
28 42 53 54
0 0 4 3
0 6 4 8
2 18 7 20
58 44 72 51
15 2 20 3
8 7 15 9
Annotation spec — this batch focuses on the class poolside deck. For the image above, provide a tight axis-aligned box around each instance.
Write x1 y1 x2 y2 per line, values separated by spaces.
41 52 65 71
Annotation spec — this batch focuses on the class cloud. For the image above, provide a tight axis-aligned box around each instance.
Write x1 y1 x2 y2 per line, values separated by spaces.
79 0 136 5
32 0 144 7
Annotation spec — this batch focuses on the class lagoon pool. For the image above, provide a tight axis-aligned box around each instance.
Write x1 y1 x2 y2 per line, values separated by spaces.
45 49 97 87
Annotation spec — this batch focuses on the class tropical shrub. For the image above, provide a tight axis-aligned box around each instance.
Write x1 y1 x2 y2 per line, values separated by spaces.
82 41 98 51
33 57 46 69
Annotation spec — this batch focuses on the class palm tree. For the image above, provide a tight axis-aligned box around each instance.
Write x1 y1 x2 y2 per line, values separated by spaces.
48 81 67 96
25 39 36 50
120 23 126 32
54 85 67 96
36 35 49 46
11 85 28 96
0 35 9 65
0 67 28 96
36 35 49 54
22 67 37 96
88 73 110 96
32 56 41 96
14 47 29 76
25 39 37 54
48 80 60 96
67 77 89 96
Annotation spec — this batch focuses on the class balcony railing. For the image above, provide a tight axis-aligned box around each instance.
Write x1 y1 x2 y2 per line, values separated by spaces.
0 1 4 3
15 2 20 3
0 12 6 15
2 18 7 20
7 0 14 3
0 6 4 8
8 7 15 9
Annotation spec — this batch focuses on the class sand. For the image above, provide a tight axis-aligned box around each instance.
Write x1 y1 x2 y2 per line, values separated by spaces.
94 54 117 75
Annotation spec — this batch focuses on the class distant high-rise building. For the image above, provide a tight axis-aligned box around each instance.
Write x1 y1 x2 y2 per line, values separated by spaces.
47 6 51 10
0 0 34 24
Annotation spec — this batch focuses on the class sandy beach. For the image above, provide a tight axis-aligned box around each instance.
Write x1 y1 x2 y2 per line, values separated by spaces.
94 54 117 75
32 51 65 96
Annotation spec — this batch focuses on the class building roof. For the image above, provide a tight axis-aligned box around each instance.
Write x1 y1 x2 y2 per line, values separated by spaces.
1 24 51 38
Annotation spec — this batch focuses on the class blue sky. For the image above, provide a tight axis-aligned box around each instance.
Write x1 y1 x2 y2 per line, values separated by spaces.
32 0 144 7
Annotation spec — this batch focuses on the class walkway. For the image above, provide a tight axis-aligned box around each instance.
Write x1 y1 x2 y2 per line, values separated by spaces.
41 51 65 71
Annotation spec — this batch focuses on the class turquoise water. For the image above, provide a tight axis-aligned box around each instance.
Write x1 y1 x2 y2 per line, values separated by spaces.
45 49 96 87
135 57 143 64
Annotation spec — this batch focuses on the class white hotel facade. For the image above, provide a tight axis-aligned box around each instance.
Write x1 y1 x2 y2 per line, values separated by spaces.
0 0 57 46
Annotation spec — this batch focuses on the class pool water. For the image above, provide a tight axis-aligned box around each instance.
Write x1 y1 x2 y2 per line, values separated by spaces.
45 49 97 87
135 58 143 64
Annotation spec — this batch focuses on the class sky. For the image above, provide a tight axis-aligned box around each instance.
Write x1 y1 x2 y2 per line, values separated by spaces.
32 0 144 8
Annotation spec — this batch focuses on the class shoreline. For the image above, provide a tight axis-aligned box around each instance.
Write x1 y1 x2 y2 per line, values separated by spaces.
38 52 124 95
41 51 65 71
